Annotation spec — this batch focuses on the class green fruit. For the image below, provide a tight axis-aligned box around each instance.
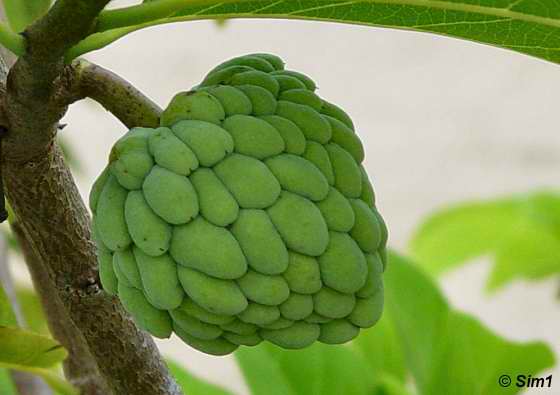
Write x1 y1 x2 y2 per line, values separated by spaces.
174 323 238 356
276 101 332 143
261 317 294 330
134 248 184 310
279 89 323 111
142 165 198 224
359 166 375 207
124 190 171 256
318 319 359 344
348 287 383 328
259 115 306 155
172 120 233 166
214 154 281 208
91 53 387 356
148 127 198 176
113 249 142 289
177 266 247 316
326 143 362 198
223 114 284 159
97 243 118 295
209 55 276 74
221 319 258 335
316 187 355 232
231 209 289 275
313 287 356 319
96 176 131 251
261 321 319 349
273 75 306 92
325 115 364 163
238 303 280 325
118 282 172 338
320 100 354 130
174 298 235 325
271 70 316 91
237 270 290 306
200 65 254 87
265 154 329 201
201 86 252 116
236 85 277 115
303 141 335 185
356 253 384 298
89 167 110 214
283 252 322 294
223 332 262 346
171 217 247 279
231 70 280 97
279 293 313 320
319 231 367 294
268 191 328 256
170 310 223 340
161 91 225 126
189 168 239 226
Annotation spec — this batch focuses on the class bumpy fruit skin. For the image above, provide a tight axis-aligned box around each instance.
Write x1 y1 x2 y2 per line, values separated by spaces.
90 53 388 356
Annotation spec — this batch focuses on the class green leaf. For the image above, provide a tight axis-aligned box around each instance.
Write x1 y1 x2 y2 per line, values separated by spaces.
352 307 407 384
0 327 75 395
410 190 560 290
234 252 554 395
235 346 296 395
2 0 51 32
72 0 560 65
237 342 373 395
372 373 414 395
0 369 16 395
16 286 49 335
0 326 67 368
0 365 77 395
0 284 17 327
385 252 555 394
166 359 234 395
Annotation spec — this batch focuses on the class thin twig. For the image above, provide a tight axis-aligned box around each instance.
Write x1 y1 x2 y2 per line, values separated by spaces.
69 60 161 128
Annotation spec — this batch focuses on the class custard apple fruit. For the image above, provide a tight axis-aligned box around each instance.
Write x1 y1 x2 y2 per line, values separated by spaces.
90 53 388 356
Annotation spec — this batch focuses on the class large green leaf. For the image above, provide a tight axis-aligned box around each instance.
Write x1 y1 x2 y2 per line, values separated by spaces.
0 327 67 368
0 327 76 395
166 359 232 395
0 369 16 395
2 0 51 32
385 252 555 394
69 0 560 64
236 342 373 395
236 345 296 395
235 252 554 395
16 286 49 335
352 312 407 385
0 283 17 327
410 190 560 290
166 359 234 395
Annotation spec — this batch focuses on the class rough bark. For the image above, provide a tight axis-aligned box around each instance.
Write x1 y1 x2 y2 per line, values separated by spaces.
0 1 181 394
11 223 110 395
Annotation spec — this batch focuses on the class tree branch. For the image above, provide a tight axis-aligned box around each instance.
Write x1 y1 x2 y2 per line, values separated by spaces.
10 223 110 395
1 1 181 394
69 60 161 129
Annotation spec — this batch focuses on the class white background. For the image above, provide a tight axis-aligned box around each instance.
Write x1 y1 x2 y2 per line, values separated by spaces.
18 1 560 393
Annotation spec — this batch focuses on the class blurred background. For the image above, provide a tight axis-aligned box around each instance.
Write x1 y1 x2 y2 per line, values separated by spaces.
7 1 560 393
